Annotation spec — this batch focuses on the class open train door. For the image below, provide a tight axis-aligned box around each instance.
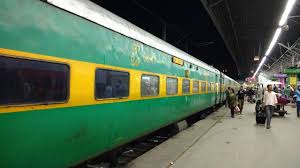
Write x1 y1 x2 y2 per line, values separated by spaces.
215 74 219 105
219 73 224 104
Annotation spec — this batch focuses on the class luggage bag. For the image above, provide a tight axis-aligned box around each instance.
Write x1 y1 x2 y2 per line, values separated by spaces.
256 111 266 124
255 100 266 125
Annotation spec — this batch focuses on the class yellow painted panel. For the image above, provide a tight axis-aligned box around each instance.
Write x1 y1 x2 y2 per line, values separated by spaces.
290 76 297 85
0 48 213 114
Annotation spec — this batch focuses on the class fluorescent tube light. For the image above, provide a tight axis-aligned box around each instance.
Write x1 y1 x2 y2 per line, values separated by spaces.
251 0 296 78
279 0 296 26
265 28 282 56
260 56 267 66
253 56 267 78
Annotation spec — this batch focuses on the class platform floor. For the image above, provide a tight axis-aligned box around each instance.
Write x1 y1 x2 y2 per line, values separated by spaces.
128 103 300 168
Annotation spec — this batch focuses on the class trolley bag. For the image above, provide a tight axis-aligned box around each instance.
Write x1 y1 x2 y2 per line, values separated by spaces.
256 110 266 125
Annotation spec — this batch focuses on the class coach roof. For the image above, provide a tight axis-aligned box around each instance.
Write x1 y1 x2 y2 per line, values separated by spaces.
47 0 219 73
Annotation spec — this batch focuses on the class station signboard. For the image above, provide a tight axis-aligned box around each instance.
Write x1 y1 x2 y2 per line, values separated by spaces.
284 68 300 74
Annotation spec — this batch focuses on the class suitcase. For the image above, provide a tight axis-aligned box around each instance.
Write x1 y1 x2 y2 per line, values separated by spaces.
256 111 266 124
255 100 266 125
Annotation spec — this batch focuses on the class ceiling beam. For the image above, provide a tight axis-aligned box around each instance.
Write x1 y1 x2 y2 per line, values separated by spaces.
199 0 242 78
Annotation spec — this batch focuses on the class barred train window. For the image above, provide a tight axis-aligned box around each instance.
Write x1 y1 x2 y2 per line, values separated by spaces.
166 77 178 95
0 56 69 105
182 79 190 94
141 75 159 96
193 81 199 93
95 69 129 99
201 82 206 92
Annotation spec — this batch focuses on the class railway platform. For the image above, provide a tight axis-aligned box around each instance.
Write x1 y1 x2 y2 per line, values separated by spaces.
128 103 300 168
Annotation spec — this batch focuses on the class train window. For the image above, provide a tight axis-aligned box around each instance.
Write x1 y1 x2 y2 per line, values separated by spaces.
211 83 215 92
0 56 69 105
214 84 217 92
207 83 211 92
166 77 178 95
141 74 159 96
193 81 199 93
95 69 129 99
182 79 190 94
201 82 206 92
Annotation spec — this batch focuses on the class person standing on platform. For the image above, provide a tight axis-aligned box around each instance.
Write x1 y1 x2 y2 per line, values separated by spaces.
295 85 300 118
273 85 278 93
281 86 285 97
237 86 245 114
284 85 291 98
247 87 255 103
227 88 237 118
263 84 278 129
225 87 231 107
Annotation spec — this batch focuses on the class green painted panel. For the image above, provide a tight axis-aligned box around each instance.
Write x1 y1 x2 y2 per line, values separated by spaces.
0 1 230 167
0 94 216 168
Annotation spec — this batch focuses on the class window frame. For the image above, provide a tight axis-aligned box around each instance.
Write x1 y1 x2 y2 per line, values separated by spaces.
193 80 199 93
141 74 160 97
166 77 178 96
0 55 70 107
201 81 207 93
207 82 211 92
94 68 130 100
182 79 190 94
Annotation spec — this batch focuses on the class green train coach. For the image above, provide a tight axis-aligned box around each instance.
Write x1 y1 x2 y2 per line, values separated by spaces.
0 0 240 167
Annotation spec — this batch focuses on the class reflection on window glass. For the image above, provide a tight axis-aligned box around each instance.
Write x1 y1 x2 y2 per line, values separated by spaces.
182 79 190 94
0 56 69 105
201 82 206 92
95 69 129 99
207 83 211 92
193 81 199 93
211 83 214 92
167 77 178 95
141 75 159 96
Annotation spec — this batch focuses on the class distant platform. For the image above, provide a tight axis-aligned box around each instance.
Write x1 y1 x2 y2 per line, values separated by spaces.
128 103 300 168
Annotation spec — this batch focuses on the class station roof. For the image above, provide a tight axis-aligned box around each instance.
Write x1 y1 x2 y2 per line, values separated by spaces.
93 0 300 79
201 0 300 78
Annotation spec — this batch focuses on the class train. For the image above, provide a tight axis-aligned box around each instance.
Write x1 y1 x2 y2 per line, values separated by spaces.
0 0 239 167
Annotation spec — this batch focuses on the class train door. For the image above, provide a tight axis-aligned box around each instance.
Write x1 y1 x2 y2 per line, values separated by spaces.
219 73 223 104
215 74 218 105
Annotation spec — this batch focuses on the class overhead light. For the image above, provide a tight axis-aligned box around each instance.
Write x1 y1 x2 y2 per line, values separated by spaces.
265 28 282 56
260 56 267 66
253 56 267 77
279 0 296 26
253 0 297 78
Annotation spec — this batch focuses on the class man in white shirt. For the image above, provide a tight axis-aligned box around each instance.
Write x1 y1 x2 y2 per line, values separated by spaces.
263 84 278 129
